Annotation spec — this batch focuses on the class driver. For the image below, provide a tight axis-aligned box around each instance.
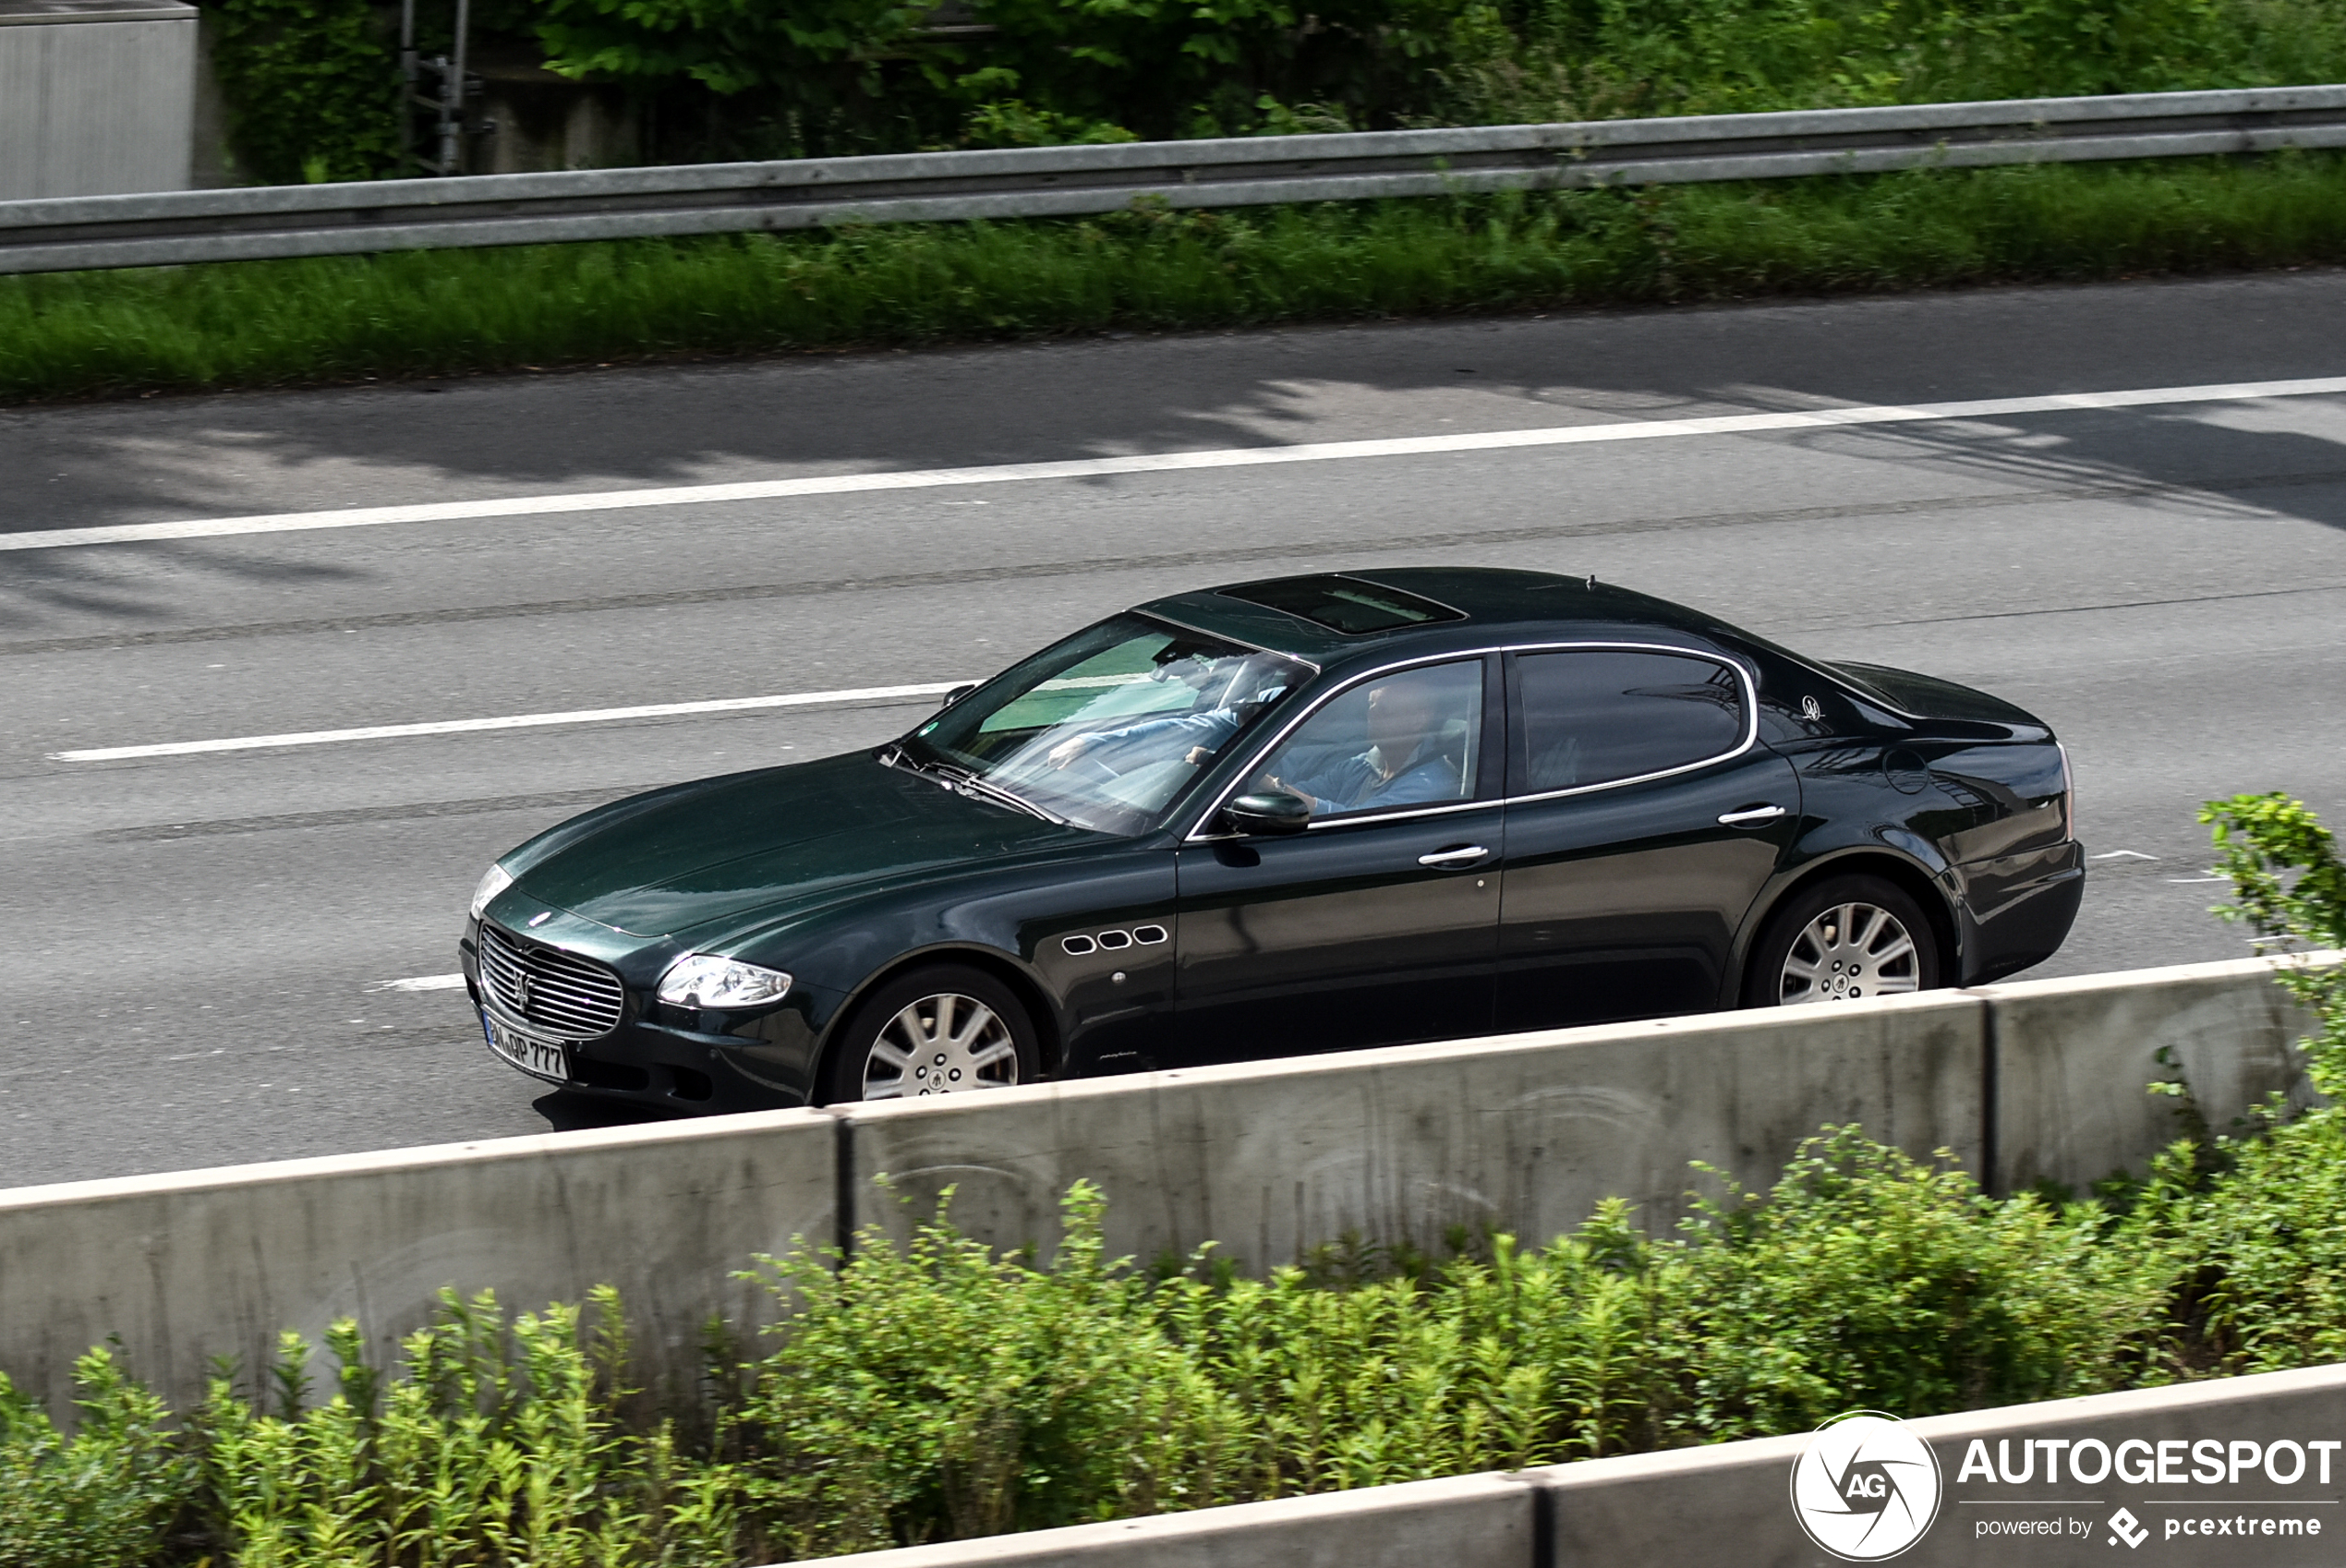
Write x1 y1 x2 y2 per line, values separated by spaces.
1046 653 1295 773
1261 677 1460 814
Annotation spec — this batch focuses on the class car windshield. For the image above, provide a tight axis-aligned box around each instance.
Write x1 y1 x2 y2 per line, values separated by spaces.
896 614 1311 836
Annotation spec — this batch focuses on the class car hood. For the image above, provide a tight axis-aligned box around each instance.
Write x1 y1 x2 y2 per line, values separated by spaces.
503 753 1096 938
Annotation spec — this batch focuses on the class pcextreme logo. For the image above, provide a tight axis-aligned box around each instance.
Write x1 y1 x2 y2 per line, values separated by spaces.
1792 1411 1947 1561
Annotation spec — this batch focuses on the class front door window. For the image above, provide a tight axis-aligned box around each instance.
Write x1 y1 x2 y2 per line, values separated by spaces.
1250 659 1483 818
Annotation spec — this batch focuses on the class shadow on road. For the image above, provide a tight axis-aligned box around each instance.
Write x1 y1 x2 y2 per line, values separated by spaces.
5 268 2343 635
532 1089 675 1133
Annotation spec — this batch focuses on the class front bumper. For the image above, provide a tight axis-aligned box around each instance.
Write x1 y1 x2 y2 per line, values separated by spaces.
461 924 833 1115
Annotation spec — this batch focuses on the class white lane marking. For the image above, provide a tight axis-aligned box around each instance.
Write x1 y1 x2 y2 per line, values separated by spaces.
370 973 466 992
2088 850 2159 861
8 376 2345 553
49 681 961 762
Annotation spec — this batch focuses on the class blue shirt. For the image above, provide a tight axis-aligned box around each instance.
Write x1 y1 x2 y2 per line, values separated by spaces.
1283 735 1460 814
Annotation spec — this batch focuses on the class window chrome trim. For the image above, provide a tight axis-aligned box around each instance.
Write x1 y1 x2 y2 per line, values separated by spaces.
1291 796 1505 832
1181 639 1759 841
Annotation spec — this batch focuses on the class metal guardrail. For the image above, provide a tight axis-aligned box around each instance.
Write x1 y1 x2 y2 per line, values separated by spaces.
4 84 2344 274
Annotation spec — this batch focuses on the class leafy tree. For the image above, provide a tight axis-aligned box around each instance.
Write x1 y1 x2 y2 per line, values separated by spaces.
204 0 403 183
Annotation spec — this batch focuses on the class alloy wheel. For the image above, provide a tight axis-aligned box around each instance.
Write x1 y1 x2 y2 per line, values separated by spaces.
861 991 1022 1098
1778 902 1921 1004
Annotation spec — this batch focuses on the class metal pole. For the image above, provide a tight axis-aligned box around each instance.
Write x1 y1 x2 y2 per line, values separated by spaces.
446 0 471 175
398 0 417 169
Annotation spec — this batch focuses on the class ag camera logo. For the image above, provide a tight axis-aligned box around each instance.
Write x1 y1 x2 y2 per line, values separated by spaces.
1791 1411 1944 1561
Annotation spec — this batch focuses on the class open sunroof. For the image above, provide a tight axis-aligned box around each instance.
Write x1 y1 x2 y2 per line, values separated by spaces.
1217 576 1467 635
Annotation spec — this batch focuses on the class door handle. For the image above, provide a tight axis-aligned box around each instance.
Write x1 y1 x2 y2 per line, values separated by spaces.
1418 844 1492 868
1717 804 1788 827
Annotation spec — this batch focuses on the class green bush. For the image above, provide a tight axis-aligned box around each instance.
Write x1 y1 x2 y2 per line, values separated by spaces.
614 1143 2170 1554
716 1183 1232 1557
0 1350 189 1568
181 1287 732 1567
1664 1131 2164 1433
2201 791 2346 1095
2107 792 2346 1377
2121 1118 2346 1375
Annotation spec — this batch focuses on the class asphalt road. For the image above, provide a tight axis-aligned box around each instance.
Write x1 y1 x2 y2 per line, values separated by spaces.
5 271 2344 1190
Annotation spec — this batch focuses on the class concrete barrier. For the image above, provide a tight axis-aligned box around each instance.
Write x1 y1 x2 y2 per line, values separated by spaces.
844 989 1986 1271
783 1472 1541 1568
0 956 2327 1419
803 1364 2346 1568
0 1109 836 1417
1544 1364 2346 1567
1984 956 2322 1196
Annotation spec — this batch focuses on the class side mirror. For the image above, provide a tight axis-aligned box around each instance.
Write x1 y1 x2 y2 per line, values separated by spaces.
938 682 978 710
1221 790 1312 837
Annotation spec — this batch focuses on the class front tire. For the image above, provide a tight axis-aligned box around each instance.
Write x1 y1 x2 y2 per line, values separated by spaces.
818 964 1039 1104
1743 874 1942 1007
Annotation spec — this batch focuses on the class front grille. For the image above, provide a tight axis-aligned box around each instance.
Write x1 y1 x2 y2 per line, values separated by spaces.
478 923 625 1040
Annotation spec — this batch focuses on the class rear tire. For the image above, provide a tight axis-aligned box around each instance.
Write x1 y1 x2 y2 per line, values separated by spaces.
817 964 1039 1104
1742 874 1942 1007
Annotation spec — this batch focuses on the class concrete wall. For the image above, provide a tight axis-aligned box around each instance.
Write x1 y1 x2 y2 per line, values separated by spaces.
795 1473 1541 1568
0 1 197 199
0 956 2324 1419
1985 955 2321 1195
472 53 641 174
0 1110 835 1417
808 1364 2346 1568
845 989 1986 1272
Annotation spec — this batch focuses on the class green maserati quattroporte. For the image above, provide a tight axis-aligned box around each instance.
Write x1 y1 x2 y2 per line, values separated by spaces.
460 568 2082 1111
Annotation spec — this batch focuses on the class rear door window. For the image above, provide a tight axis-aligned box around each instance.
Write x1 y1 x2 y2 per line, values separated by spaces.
1514 649 1745 794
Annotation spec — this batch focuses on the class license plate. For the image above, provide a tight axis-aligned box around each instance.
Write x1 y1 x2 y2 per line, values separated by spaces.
481 1011 570 1083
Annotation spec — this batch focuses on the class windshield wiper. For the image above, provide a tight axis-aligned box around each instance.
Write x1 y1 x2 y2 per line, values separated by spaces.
932 765 1065 825
881 746 1067 826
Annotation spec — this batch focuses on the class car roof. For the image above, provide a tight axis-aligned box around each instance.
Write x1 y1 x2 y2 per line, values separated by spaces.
1135 567 1739 665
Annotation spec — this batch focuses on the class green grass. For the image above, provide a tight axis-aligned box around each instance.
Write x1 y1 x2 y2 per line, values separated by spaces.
6 151 2346 404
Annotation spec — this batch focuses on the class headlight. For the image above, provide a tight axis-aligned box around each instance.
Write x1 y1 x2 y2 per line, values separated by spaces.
468 863 514 922
658 954 793 1009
